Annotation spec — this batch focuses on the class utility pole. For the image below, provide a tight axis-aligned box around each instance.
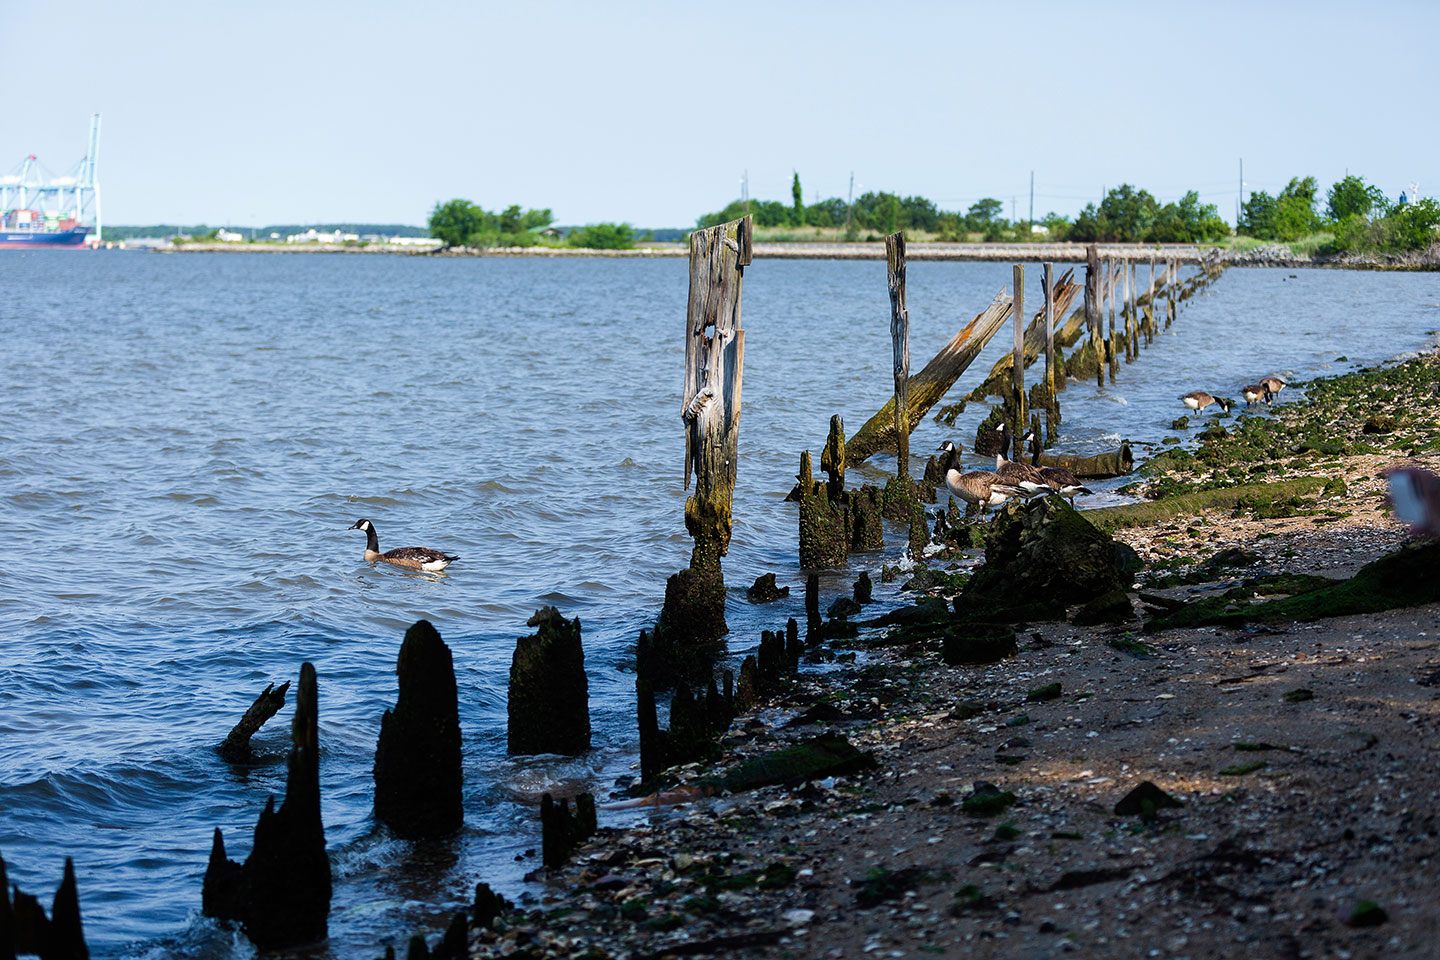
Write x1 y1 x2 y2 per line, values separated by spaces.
845 171 854 232
1028 171 1034 234
1237 158 1243 225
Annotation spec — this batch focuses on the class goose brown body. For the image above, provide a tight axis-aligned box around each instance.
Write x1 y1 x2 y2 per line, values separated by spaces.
1240 383 1273 407
348 519 459 571
1025 431 1094 502
936 441 1028 516
993 424 1051 496
1180 391 1231 414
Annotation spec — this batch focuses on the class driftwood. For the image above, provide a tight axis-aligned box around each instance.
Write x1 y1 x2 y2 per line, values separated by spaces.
1084 477 1327 530
218 681 290 762
846 289 1012 464
682 215 751 571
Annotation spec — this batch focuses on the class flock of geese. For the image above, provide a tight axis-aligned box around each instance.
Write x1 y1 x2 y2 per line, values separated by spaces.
1181 375 1286 415
353 374 1292 566
938 423 1093 517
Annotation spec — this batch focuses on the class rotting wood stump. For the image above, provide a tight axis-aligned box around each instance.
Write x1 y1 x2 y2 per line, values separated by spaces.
1 854 90 959
203 661 331 948
508 607 590 756
375 620 463 838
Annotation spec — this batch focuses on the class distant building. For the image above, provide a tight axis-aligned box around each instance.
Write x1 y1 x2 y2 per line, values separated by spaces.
385 235 444 247
216 228 245 242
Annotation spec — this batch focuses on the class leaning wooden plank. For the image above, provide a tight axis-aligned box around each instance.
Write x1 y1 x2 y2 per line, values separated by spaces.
846 289 1011 465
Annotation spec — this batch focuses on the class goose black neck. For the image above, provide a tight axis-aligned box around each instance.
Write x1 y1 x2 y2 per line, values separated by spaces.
363 526 380 552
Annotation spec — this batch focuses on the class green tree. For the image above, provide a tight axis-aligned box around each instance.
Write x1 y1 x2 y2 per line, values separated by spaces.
522 208 553 230
967 198 1004 231
1272 176 1321 240
805 197 848 227
1326 175 1387 222
881 194 900 234
900 195 939 232
428 198 488 248
1149 191 1229 242
1239 190 1277 239
754 200 790 227
567 222 635 250
791 172 804 226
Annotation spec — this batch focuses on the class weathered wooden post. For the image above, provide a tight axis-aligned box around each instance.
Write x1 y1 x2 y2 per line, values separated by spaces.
1106 257 1118 379
1166 259 1176 328
1043 261 1056 442
1010 264 1025 442
683 214 751 571
886 232 909 479
1125 259 1136 363
1085 244 1103 388
1146 255 1156 343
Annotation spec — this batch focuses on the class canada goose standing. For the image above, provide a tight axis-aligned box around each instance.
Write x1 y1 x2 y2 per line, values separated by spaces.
1240 383 1273 408
348 518 459 571
1180 391 1232 415
936 441 1028 516
1025 430 1094 502
992 423 1052 496
1259 376 1286 398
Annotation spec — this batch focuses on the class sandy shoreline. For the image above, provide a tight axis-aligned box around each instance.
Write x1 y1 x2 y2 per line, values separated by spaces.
444 355 1440 960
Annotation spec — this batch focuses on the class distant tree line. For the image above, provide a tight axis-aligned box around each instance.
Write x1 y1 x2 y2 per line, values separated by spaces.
696 174 1230 244
428 199 637 250
1239 174 1440 253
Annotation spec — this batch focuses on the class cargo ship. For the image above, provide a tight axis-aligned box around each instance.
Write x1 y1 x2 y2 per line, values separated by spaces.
0 209 90 248
1 115 102 250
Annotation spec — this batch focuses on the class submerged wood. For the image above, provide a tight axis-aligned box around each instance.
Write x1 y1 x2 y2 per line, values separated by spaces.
846 289 1011 464
682 215 751 571
218 681 290 763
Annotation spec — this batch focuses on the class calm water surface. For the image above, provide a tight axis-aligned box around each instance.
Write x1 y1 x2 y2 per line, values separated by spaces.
1 251 1436 957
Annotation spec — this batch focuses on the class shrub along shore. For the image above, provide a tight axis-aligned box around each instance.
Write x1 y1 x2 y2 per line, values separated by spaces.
403 353 1440 959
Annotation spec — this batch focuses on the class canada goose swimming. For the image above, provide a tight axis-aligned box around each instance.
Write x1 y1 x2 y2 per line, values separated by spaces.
1025 430 1094 503
348 518 459 571
1259 376 1286 397
936 441 1028 516
1180 391 1231 415
1240 383 1274 407
992 423 1052 496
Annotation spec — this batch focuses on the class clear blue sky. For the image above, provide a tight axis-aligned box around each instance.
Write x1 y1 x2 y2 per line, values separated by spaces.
3 0 1435 228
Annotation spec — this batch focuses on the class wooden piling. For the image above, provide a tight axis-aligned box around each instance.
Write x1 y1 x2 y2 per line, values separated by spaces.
1106 257 1118 379
682 214 751 572
1010 264 1025 442
886 232 909 479
1166 259 1176 328
1125 260 1136 363
1085 244 1103 388
1043 261 1056 443
1147 256 1156 343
